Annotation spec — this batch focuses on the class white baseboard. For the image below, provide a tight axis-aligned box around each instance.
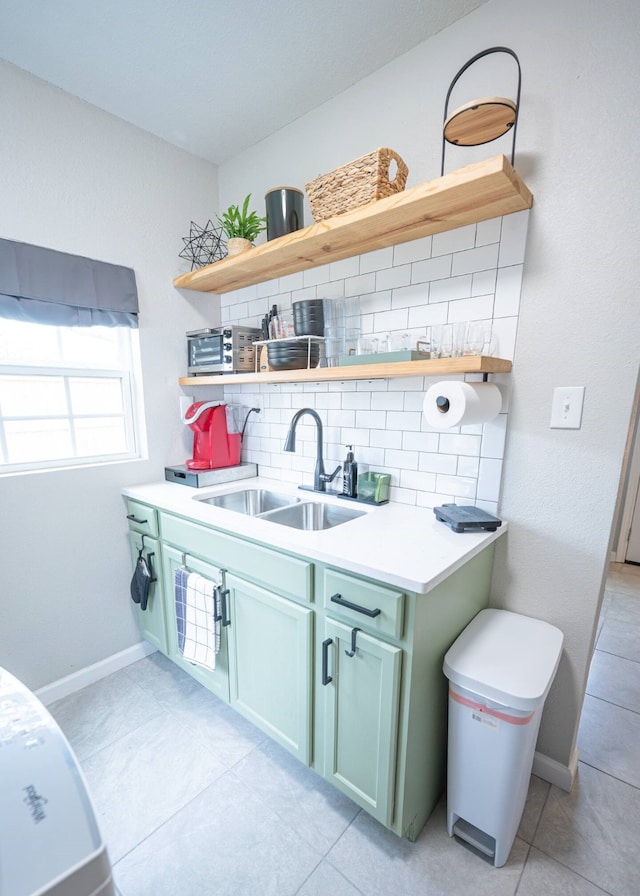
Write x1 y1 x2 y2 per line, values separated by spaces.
35 642 157 706
532 746 579 792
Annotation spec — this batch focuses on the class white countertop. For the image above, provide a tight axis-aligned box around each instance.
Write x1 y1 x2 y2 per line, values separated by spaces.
123 477 507 595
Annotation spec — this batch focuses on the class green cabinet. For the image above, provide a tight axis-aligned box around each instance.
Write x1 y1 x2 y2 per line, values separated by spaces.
126 506 168 654
226 574 313 764
122 494 496 841
321 617 402 827
162 545 231 703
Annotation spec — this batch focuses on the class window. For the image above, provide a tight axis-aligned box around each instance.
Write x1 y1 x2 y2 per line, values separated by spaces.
0 319 143 472
0 237 142 473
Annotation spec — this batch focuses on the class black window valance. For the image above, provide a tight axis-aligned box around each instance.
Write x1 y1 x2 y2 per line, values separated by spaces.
0 238 138 328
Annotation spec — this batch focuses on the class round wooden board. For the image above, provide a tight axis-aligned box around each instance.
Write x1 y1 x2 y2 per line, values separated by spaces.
444 97 517 146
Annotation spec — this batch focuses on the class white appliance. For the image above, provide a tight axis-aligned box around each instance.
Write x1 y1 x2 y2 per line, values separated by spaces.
0 667 115 896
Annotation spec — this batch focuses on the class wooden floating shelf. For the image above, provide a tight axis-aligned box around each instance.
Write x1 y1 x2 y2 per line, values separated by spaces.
178 355 512 387
173 154 532 295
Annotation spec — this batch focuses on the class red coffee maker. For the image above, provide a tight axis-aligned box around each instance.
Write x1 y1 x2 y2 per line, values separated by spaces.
183 401 241 470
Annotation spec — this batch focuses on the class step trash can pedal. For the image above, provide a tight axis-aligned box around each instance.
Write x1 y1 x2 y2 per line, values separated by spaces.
443 608 563 867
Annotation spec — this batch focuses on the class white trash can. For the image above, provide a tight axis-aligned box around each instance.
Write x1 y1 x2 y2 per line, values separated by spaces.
443 609 563 867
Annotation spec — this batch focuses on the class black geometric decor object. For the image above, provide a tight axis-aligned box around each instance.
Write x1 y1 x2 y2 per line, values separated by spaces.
179 220 227 270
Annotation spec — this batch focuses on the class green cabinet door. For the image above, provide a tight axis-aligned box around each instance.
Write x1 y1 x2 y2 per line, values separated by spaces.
128 531 168 654
226 574 313 765
321 617 402 827
162 545 230 703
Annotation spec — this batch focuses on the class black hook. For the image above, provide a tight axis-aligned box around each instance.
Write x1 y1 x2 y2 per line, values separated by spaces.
345 627 361 658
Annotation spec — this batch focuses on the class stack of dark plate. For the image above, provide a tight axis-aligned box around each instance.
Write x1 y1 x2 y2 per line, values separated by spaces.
293 299 325 336
267 340 321 371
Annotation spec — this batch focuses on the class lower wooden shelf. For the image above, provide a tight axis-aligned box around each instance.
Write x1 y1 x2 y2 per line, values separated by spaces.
178 355 512 387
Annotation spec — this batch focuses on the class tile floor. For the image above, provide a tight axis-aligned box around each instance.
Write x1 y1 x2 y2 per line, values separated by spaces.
49 563 640 896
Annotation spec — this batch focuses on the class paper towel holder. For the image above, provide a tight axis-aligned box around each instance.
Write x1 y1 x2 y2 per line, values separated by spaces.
436 371 490 412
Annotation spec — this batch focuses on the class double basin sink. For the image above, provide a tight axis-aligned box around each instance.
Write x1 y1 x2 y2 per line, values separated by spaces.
195 488 365 531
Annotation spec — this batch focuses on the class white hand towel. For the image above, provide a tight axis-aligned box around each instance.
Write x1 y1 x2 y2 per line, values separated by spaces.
180 571 219 671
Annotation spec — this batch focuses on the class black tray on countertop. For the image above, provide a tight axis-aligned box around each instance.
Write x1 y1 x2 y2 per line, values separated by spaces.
434 504 502 533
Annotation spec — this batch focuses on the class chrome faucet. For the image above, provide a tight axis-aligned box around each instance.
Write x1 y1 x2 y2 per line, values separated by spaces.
283 408 341 493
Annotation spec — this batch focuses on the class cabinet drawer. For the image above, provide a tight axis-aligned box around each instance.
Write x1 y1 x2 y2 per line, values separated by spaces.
160 513 312 603
126 499 159 538
323 569 405 640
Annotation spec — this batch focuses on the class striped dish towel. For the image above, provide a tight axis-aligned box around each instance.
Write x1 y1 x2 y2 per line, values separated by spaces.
174 568 220 670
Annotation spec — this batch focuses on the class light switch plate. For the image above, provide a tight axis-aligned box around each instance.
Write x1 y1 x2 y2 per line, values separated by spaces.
550 386 585 429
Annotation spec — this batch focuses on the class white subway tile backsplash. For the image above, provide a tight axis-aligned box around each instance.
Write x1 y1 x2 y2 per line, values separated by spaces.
481 414 507 459
371 392 405 411
432 224 476 256
447 294 494 323
476 457 503 502
436 473 477 499
411 254 452 284
419 452 458 474
370 429 403 449
457 455 480 479
257 279 279 297
361 246 394 273
403 391 426 413
490 316 518 361
400 469 437 492
494 264 523 318
439 433 482 456
393 236 432 266
388 376 426 392
303 264 331 287
377 264 412 291
329 256 360 280
391 283 430 310
278 271 304 292
498 210 530 267
320 279 345 299
354 409 388 429
385 448 419 470
402 430 439 452
407 302 448 329
429 275 472 304
472 268 497 297
476 218 502 246
223 214 529 511
357 445 385 465
345 272 376 296
342 392 372 410
359 289 392 314
452 243 500 276
292 285 318 301
374 308 409 331
386 410 423 432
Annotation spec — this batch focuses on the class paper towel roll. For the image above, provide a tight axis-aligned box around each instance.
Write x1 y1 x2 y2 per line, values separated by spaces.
423 381 502 428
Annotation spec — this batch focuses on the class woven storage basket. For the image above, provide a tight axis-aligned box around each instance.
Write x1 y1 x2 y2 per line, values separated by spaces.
305 147 409 222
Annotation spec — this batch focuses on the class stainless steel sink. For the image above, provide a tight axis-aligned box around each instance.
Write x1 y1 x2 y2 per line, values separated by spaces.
195 488 299 515
259 501 366 530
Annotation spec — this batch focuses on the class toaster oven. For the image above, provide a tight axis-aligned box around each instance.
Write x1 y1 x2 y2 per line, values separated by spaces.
187 326 261 375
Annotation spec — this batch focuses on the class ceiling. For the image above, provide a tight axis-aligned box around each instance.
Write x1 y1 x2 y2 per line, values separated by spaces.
0 0 487 165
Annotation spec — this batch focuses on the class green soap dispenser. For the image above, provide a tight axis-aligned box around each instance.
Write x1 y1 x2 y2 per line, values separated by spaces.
342 445 358 498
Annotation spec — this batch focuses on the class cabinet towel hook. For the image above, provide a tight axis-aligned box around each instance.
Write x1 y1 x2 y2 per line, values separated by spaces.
345 627 361 658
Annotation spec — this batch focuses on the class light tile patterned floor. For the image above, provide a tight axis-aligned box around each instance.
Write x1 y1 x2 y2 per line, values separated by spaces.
49 564 640 896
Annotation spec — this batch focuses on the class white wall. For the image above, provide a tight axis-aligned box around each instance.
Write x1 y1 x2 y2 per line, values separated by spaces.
0 61 221 689
218 0 640 773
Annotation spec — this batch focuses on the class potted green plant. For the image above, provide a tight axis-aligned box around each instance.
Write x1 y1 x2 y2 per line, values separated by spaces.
218 193 266 256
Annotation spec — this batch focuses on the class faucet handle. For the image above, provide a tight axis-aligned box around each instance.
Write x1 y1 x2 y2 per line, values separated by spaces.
321 465 342 484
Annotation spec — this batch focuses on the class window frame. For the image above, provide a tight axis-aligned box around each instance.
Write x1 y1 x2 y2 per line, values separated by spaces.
0 325 145 474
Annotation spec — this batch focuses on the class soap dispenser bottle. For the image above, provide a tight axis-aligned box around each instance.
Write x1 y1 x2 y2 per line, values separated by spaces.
342 445 358 498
